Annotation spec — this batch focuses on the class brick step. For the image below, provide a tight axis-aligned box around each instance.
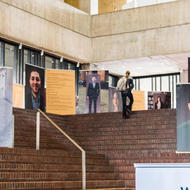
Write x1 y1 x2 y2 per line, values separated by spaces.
0 154 109 166
81 143 176 151
0 162 115 173
0 171 120 181
13 110 176 126
67 117 176 127
14 141 73 150
68 123 176 132
15 128 176 141
86 149 176 158
68 120 174 127
75 135 176 143
15 134 176 147
15 133 176 144
15 138 177 150
77 138 176 146
0 180 126 189
0 148 106 160
70 128 176 137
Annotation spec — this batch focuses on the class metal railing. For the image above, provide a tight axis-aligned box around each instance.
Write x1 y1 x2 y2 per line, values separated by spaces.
36 109 86 190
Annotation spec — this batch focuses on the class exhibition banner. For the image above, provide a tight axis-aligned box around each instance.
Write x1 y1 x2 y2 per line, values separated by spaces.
132 90 146 111
135 164 190 190
109 87 122 112
0 67 14 147
46 69 75 115
148 91 171 110
177 84 190 152
25 64 45 111
13 83 24 108
78 70 109 114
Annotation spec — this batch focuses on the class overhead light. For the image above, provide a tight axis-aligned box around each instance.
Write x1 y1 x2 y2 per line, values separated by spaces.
60 57 63 62
77 62 80 67
40 50 44 56
19 43 22 50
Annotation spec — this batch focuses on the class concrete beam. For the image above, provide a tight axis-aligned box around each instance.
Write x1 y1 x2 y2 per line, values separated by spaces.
91 0 190 62
0 0 91 62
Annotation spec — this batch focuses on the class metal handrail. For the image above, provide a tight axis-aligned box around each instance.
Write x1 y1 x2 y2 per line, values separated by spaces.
36 109 86 190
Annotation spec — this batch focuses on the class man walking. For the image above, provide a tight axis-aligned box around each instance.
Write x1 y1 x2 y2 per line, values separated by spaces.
116 70 134 119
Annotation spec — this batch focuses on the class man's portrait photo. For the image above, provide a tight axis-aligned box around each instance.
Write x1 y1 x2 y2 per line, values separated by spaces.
25 64 45 111
87 74 100 113
78 70 109 114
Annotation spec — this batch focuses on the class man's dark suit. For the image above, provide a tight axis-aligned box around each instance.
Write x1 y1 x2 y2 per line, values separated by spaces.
87 82 100 113
121 78 134 118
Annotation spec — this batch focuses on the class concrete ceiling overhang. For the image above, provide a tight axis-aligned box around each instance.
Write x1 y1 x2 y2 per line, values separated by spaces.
90 53 190 77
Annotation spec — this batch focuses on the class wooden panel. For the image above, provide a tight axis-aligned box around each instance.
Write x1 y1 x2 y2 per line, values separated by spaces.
64 0 80 9
132 90 146 111
99 0 127 14
13 83 24 108
46 70 76 115
99 0 114 14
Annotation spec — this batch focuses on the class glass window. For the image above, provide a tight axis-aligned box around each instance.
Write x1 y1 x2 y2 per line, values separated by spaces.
31 51 39 65
5 43 19 83
63 60 68 69
161 76 169 91
5 44 15 68
156 77 161 91
68 63 76 70
152 77 156 91
24 49 30 65
55 59 59 69
139 78 151 91
45 56 53 69
23 49 40 66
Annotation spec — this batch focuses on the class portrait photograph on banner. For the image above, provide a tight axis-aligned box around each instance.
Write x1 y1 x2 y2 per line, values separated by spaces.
78 70 109 114
25 64 45 111
177 84 190 152
109 87 122 112
148 91 171 110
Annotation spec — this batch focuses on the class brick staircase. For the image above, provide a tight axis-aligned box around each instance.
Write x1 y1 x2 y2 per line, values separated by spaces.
0 108 127 190
63 109 190 188
2 108 190 189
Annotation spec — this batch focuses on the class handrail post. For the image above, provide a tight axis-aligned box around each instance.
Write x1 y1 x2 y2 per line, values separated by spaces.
36 111 40 150
82 151 86 190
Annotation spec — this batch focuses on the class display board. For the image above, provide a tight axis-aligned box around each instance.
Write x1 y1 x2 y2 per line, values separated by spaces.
132 90 146 111
0 67 14 147
25 64 45 111
78 70 109 114
148 91 171 110
46 69 75 115
177 84 190 152
13 83 24 108
109 87 122 112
